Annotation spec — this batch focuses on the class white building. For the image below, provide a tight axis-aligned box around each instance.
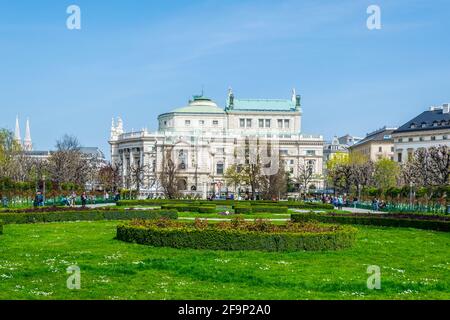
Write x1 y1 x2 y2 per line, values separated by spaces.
393 103 450 163
109 89 324 199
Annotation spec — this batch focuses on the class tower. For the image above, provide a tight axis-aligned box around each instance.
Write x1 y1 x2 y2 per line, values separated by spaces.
23 118 33 151
14 116 22 146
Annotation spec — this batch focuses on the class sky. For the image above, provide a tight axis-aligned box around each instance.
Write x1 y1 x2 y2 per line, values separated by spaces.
0 0 449 158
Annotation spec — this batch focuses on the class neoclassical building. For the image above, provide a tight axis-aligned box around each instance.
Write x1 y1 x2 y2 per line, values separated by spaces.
109 89 324 198
393 103 450 163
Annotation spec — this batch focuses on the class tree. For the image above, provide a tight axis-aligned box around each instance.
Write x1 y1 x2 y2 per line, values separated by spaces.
349 152 374 197
97 164 120 192
47 135 92 190
0 129 22 180
295 159 316 197
259 159 287 200
428 145 449 185
373 159 399 191
326 152 350 194
224 164 244 196
159 146 179 199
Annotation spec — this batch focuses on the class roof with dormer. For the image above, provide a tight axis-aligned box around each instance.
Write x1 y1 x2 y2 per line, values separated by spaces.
394 107 450 134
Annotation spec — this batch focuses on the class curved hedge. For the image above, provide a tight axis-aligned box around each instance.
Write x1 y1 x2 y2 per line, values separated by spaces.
291 212 450 232
116 221 357 252
0 209 178 225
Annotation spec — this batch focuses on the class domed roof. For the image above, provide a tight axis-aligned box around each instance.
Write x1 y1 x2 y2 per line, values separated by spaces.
170 96 225 114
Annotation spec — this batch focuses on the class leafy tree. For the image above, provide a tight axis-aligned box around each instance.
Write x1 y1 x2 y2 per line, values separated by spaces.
373 159 399 191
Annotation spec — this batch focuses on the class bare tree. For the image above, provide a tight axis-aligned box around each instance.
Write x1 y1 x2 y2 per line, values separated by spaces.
98 164 121 192
428 145 449 185
259 160 287 200
47 135 91 190
159 146 179 199
295 159 315 197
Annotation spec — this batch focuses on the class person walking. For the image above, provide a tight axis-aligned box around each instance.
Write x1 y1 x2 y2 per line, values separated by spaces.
81 192 87 207
70 192 77 207
337 195 343 211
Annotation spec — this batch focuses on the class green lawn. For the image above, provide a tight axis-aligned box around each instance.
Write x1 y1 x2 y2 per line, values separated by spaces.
0 220 449 300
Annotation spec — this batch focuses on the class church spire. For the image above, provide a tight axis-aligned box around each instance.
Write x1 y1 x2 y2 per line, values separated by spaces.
14 115 22 145
23 118 32 151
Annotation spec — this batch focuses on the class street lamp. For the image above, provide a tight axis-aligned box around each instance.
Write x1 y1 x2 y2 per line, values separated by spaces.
42 174 46 206
409 181 414 208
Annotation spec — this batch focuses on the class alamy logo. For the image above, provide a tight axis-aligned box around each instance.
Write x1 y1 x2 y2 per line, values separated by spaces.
367 265 381 290
67 265 81 290
367 5 382 30
66 5 81 30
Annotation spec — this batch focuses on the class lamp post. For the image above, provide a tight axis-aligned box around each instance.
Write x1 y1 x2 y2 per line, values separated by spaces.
42 174 46 206
409 181 414 208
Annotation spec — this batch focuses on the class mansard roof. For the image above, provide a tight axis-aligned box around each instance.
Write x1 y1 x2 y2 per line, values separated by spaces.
394 107 450 134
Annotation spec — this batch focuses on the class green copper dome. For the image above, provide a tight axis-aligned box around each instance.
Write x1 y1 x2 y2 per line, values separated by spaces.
170 96 225 114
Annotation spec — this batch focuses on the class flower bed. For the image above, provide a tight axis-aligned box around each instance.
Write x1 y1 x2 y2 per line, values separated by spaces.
116 218 357 251
0 209 178 225
291 212 450 232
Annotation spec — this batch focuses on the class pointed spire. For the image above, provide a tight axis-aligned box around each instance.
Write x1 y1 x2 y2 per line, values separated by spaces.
23 118 32 151
14 115 22 145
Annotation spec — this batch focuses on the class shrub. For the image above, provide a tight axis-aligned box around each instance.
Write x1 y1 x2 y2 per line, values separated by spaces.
233 206 253 214
116 218 357 252
251 206 288 213
0 209 177 225
160 204 216 213
291 212 450 232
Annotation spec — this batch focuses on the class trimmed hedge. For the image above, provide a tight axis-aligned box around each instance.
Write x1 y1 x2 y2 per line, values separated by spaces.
233 206 253 214
233 206 288 214
0 219 3 234
291 213 450 232
0 209 178 225
160 204 216 213
117 199 334 210
116 223 357 252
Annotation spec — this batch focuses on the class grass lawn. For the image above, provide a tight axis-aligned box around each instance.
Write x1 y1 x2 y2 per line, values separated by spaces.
0 220 449 300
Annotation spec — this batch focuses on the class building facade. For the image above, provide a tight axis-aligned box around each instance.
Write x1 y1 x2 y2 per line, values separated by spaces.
109 89 324 199
393 103 450 163
349 127 397 161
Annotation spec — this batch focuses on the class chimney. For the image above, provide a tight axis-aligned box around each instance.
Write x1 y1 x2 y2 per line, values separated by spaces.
443 103 450 114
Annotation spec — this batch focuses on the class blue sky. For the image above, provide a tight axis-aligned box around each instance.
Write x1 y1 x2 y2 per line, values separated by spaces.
1 0 449 157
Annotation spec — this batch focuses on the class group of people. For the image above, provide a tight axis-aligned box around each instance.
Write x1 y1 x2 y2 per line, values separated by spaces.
371 198 387 211
321 195 360 210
